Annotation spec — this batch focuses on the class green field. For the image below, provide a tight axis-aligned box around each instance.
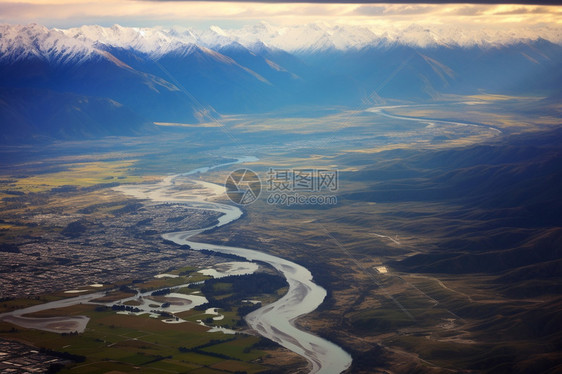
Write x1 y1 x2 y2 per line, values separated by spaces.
0 298 281 373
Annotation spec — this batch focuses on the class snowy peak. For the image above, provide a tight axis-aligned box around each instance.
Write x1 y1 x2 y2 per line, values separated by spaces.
0 23 97 63
224 22 562 51
1 22 561 64
62 25 195 56
190 26 238 50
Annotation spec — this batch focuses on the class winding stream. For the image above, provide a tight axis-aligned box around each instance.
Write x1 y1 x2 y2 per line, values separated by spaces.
368 107 502 135
115 158 353 374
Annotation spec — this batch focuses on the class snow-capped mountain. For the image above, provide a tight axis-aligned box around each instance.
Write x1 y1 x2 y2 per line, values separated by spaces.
61 24 197 56
3 22 560 66
224 22 562 51
1 22 561 142
6 22 557 60
0 24 97 63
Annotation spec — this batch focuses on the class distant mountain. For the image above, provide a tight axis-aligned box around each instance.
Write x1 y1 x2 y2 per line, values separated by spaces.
1 23 561 142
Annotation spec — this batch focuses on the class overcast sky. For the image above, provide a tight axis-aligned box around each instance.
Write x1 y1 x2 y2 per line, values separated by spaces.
0 0 560 30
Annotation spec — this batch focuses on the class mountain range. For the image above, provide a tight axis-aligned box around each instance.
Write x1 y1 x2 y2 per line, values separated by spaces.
1 23 561 142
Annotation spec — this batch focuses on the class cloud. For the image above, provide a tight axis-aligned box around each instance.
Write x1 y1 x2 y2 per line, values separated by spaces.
144 0 561 3
447 5 489 16
494 5 552 14
353 4 439 16
0 0 560 32
0 2 48 18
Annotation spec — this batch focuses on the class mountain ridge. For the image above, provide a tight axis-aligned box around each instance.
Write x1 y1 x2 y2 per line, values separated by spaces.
1 23 561 142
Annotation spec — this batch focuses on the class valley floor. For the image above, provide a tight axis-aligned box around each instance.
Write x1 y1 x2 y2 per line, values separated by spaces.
1 98 561 373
